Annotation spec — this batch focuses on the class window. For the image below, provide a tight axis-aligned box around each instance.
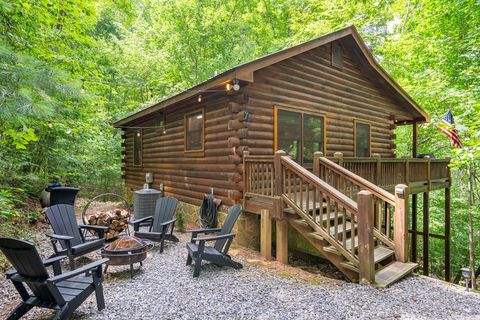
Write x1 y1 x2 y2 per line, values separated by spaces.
275 108 325 165
133 129 142 166
331 42 343 68
355 121 371 157
185 109 204 152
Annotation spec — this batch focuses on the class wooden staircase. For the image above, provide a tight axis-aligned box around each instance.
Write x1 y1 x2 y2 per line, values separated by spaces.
276 152 417 287
286 206 416 287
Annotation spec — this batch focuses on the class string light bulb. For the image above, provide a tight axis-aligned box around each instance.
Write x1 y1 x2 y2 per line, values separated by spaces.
198 94 202 102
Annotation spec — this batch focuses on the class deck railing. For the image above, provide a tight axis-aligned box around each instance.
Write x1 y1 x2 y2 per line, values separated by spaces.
328 154 450 191
280 154 361 266
315 155 396 250
243 154 275 198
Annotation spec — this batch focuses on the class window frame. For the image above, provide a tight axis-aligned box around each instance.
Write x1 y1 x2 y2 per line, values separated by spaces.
133 128 143 167
354 119 371 157
184 108 205 155
274 106 327 165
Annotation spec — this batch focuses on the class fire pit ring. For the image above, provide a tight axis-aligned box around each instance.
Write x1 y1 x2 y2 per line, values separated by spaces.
101 235 153 278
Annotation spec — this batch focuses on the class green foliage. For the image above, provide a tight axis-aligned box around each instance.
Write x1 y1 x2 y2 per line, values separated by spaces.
0 0 479 279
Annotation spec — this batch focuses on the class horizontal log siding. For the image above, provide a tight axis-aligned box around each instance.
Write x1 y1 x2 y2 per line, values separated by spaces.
123 92 245 206
245 42 399 158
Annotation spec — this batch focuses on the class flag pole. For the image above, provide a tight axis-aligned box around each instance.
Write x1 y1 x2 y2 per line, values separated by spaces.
467 163 477 289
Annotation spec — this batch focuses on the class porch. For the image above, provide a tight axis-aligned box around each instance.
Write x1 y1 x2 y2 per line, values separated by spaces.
242 151 451 285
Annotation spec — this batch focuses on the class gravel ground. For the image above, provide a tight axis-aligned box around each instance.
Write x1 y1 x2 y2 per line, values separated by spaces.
1 232 480 320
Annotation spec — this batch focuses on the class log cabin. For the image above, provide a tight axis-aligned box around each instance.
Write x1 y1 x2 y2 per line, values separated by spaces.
114 26 451 287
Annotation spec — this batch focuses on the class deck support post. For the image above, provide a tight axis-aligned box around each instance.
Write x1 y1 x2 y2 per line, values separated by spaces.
445 186 451 282
357 190 375 284
423 191 429 275
411 194 418 262
275 219 288 264
260 209 272 260
274 150 286 219
394 184 409 263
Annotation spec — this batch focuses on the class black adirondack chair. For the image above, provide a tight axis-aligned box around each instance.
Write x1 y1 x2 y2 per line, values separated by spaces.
0 237 108 320
186 204 243 277
131 196 179 253
45 204 108 270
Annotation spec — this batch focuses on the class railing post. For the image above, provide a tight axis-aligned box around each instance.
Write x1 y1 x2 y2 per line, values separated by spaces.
357 190 375 284
243 150 250 195
372 153 381 185
313 151 323 177
394 184 410 262
334 152 343 167
274 150 286 197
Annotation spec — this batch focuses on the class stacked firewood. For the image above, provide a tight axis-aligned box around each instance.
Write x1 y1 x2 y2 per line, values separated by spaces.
87 209 130 240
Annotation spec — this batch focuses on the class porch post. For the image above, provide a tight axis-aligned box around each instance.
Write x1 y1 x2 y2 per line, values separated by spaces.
357 190 375 284
260 209 272 260
274 150 288 264
394 184 409 263
411 121 418 262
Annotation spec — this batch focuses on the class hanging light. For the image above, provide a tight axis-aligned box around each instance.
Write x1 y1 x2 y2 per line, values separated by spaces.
226 83 232 91
198 94 202 103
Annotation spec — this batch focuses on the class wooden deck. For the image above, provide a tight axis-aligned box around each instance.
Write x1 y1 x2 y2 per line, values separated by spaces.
243 153 450 213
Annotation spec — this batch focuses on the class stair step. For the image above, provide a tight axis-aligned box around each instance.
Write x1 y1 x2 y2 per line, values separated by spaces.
374 246 395 264
340 260 359 272
284 203 328 215
291 219 309 228
374 261 418 288
324 236 359 255
328 221 353 235
306 232 324 242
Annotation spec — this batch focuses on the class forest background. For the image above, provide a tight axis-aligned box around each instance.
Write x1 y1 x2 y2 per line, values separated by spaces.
0 0 479 280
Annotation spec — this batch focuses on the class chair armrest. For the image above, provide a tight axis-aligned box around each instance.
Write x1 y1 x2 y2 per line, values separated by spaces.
47 258 109 284
79 224 108 231
5 268 17 279
46 233 74 241
129 216 153 225
79 224 108 239
160 218 176 226
189 228 222 239
192 233 235 243
43 255 66 267
43 255 66 276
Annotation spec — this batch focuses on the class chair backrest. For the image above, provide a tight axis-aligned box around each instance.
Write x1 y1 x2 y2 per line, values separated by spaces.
45 204 83 248
49 187 79 206
152 197 179 233
214 204 242 252
0 237 57 303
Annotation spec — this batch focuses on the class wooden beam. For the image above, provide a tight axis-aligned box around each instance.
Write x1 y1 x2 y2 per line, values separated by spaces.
423 192 429 276
357 190 375 284
411 194 418 262
260 209 272 260
445 187 451 282
276 219 288 264
412 121 418 158
394 184 409 263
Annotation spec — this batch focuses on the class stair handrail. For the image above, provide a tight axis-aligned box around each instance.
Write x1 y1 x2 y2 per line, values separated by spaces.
281 155 358 213
318 156 395 205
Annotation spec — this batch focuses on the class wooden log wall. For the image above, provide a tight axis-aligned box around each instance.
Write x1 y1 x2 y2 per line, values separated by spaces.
244 40 403 158
122 91 248 206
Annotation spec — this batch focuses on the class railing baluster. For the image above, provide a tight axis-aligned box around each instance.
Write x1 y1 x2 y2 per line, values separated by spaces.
334 203 339 241
326 197 331 236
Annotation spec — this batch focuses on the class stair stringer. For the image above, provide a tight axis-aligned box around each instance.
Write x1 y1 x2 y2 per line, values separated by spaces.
287 215 359 282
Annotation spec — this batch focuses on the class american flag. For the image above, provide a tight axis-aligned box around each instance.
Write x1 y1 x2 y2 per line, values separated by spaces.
435 110 462 148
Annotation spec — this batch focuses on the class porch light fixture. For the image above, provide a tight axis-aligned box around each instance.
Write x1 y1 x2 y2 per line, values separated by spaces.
226 83 232 91
460 267 471 291
232 80 240 91
197 94 202 103
196 114 203 120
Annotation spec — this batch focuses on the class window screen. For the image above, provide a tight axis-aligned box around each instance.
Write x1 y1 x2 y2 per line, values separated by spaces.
185 110 204 151
276 109 325 164
355 122 371 157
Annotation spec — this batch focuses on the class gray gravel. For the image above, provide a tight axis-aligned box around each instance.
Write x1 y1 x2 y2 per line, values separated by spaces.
1 233 480 320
